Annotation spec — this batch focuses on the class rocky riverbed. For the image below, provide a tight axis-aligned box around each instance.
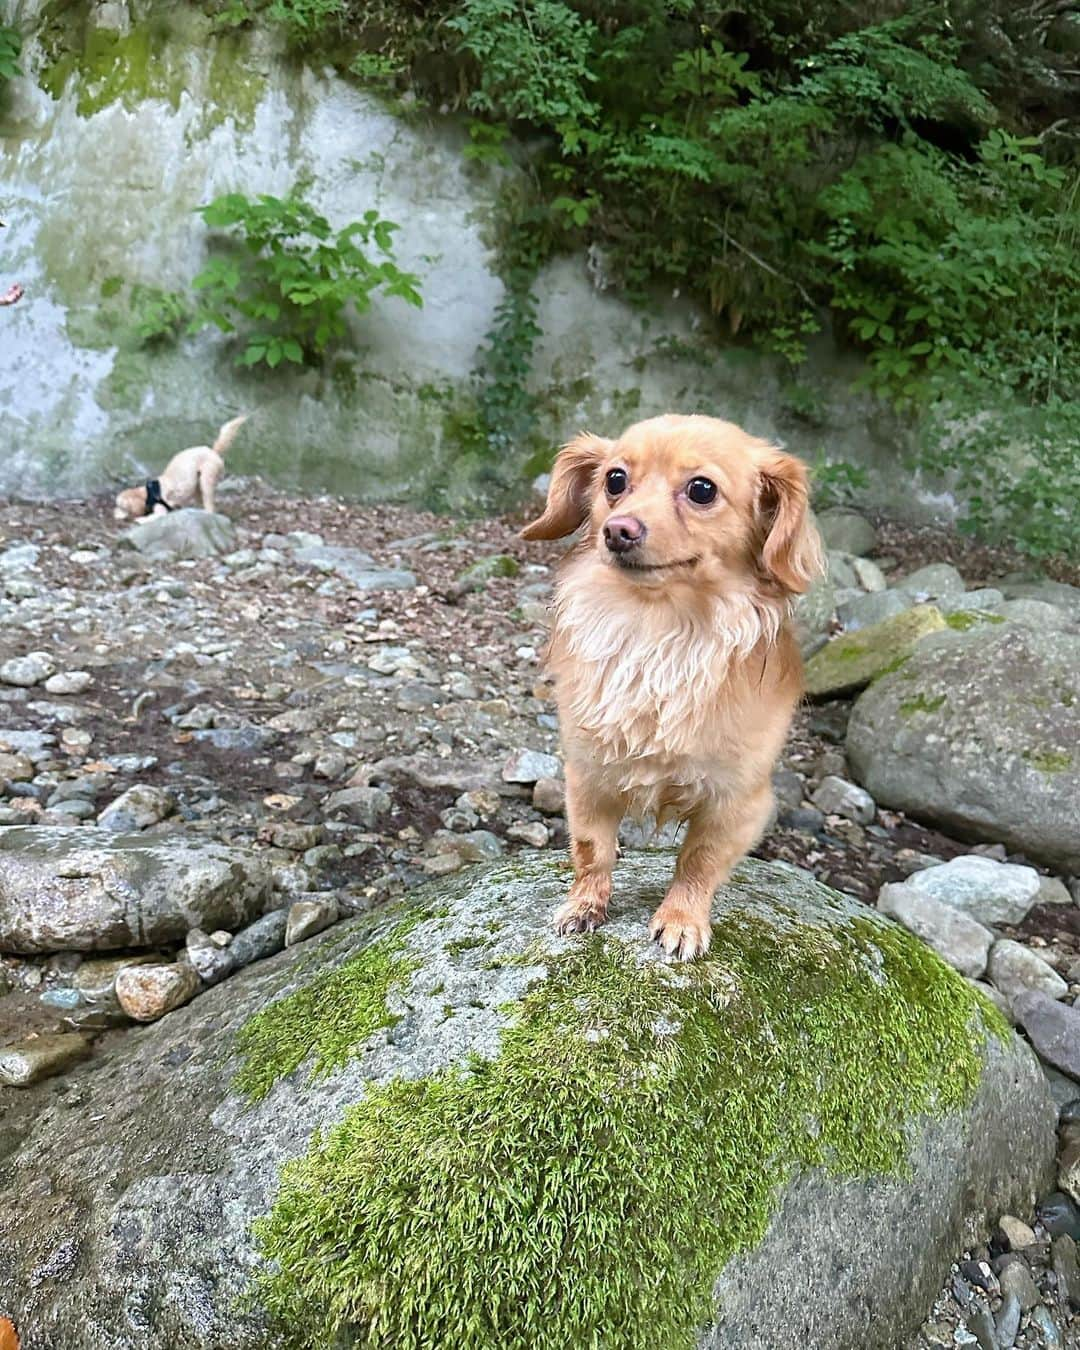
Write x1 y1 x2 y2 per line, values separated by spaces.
1 480 1079 1349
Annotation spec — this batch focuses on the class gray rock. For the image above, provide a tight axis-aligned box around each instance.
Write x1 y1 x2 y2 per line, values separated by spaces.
791 574 836 657
395 682 442 712
837 588 913 632
323 786 392 829
986 940 1068 1003
0 651 56 687
229 908 289 968
995 598 1074 632
994 1292 1021 1349
122 509 236 560
43 670 94 696
827 551 860 589
851 557 887 593
48 798 96 821
810 775 875 825
185 929 236 986
1013 993 1080 1080
1036 875 1073 907
816 509 877 557
0 543 40 573
96 784 177 832
115 961 201 1022
285 897 339 947
292 544 416 591
997 1257 1040 1311
999 577 1080 619
0 853 1055 1350
897 563 966 602
0 1031 92 1086
886 856 1042 928
0 826 273 954
191 726 277 753
501 748 561 784
878 884 994 979
938 589 1004 616
847 627 1080 872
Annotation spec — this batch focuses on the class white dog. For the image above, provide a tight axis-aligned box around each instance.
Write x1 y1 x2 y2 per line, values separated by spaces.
113 415 248 522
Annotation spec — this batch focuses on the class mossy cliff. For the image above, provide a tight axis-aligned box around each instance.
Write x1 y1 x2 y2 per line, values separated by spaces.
1 0 917 511
0 854 1054 1350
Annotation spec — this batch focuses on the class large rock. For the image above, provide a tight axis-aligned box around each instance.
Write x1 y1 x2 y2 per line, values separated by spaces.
847 626 1080 871
0 853 1053 1350
121 509 236 560
803 605 946 698
0 826 274 953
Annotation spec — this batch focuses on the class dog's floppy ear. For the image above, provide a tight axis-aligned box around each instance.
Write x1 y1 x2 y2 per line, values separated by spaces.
521 433 612 541
756 449 824 594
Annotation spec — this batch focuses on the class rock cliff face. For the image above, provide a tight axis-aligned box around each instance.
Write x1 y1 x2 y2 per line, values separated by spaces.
0 852 1054 1350
0 0 912 507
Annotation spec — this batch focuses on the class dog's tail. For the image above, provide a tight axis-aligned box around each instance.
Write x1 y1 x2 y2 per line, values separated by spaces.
212 414 249 457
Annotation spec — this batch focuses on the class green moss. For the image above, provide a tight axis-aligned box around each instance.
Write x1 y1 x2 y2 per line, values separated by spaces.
233 912 423 1103
869 653 912 682
250 910 1000 1350
900 692 947 717
39 11 264 127
1023 748 1073 774
945 610 1006 631
443 935 488 957
42 25 186 116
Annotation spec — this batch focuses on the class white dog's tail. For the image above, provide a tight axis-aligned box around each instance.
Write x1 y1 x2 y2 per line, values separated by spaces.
212 414 249 457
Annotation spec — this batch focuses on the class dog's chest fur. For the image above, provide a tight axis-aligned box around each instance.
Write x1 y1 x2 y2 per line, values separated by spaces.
550 574 783 811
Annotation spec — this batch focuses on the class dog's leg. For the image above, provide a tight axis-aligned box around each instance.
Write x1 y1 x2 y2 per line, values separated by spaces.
200 469 216 515
554 767 624 936
649 786 773 960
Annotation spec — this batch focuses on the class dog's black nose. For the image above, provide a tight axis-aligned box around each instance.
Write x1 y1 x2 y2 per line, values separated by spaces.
603 515 647 554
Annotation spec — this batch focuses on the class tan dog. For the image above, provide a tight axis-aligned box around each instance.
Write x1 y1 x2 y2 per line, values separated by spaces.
113 415 249 522
522 414 824 959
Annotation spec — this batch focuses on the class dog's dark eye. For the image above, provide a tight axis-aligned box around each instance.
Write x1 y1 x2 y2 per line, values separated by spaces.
605 467 628 496
686 476 718 506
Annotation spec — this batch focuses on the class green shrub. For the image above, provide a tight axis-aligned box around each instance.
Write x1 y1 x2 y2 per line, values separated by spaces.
190 191 422 368
0 24 20 82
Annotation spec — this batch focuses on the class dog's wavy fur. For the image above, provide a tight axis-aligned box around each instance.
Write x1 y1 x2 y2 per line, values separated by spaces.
523 413 824 959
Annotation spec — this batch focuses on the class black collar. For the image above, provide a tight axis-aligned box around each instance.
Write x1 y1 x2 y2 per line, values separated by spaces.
144 479 174 515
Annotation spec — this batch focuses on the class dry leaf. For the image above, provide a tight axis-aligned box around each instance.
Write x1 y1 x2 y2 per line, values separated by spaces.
0 1315 20 1350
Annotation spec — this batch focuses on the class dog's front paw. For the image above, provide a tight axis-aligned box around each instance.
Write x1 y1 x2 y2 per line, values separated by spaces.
553 896 609 936
649 904 711 961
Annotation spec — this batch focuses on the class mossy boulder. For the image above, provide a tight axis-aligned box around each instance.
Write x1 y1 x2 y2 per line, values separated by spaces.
0 854 1053 1350
848 626 1080 872
803 605 946 698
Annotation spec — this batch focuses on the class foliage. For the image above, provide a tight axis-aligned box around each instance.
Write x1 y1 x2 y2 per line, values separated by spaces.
190 191 422 368
245 895 1000 1348
312 0 1079 555
809 456 869 511
130 284 189 344
0 23 20 82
